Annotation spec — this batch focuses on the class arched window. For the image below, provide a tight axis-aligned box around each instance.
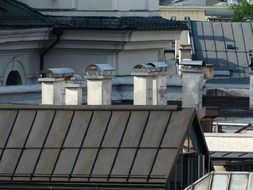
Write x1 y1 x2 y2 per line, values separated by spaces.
6 71 22 85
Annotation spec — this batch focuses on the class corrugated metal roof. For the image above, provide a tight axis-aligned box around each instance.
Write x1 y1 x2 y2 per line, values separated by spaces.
185 172 253 190
0 0 53 28
0 105 196 186
191 21 253 77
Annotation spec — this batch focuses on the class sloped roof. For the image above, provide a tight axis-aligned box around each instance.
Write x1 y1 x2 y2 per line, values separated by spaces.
0 0 53 28
191 21 253 77
185 172 253 190
0 105 199 189
49 16 188 30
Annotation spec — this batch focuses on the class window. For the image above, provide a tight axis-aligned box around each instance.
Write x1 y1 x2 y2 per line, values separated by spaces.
6 71 22 85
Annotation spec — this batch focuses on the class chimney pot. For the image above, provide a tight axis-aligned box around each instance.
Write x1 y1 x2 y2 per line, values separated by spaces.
84 64 114 105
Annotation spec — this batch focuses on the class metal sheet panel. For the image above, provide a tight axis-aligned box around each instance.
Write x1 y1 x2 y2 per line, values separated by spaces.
82 111 111 147
102 111 130 147
110 149 136 182
121 111 149 147
26 110 55 147
7 110 36 148
45 111 74 147
63 111 93 147
162 109 193 148
150 149 178 183
141 111 171 147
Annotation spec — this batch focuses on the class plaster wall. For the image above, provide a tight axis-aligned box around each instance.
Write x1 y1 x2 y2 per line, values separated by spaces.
18 0 159 11
118 49 161 75
182 70 204 110
0 51 40 86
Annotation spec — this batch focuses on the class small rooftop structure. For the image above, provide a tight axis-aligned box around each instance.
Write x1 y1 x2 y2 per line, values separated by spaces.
146 62 168 72
185 172 253 190
84 64 114 77
41 68 74 79
179 59 205 67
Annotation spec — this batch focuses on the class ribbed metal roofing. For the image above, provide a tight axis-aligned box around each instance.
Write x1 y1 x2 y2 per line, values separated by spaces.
0 105 202 189
191 21 253 77
0 0 53 28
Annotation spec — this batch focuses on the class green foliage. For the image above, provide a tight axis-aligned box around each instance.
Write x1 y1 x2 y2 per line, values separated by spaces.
230 0 253 21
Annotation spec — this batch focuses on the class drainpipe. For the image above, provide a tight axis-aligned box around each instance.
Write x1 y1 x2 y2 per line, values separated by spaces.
40 28 63 71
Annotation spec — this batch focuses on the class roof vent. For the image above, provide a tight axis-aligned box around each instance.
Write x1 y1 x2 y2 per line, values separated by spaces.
132 62 169 105
41 68 74 79
84 64 114 105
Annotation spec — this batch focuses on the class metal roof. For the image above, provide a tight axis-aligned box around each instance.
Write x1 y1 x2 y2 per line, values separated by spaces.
85 64 114 72
0 0 53 28
185 172 253 190
0 105 199 188
191 21 253 77
42 68 75 78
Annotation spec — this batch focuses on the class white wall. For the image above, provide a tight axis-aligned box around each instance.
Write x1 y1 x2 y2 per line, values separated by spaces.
0 51 40 85
18 0 160 16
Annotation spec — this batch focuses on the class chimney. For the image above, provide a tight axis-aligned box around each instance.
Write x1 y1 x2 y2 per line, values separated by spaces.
39 68 74 105
180 59 205 111
204 64 214 79
132 64 154 105
65 84 83 105
84 64 114 105
179 44 192 62
147 62 168 105
178 44 192 75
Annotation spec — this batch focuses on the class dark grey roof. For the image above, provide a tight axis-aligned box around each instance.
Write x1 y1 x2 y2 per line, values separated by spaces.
0 105 201 189
0 0 53 28
49 16 188 30
206 77 249 85
191 21 253 77
210 151 253 159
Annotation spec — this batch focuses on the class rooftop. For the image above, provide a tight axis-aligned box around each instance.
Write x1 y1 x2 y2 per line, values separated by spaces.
0 0 53 28
0 105 200 189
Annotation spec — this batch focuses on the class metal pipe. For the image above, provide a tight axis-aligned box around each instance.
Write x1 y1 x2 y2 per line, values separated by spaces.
40 28 63 71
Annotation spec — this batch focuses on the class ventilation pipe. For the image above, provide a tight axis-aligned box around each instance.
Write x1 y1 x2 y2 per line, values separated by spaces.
147 62 168 105
39 68 75 105
180 59 205 111
84 64 114 105
132 64 154 105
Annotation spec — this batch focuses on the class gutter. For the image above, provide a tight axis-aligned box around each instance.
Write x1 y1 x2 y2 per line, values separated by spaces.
40 28 63 71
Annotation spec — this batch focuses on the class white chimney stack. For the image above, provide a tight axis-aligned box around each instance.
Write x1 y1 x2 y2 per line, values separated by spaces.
180 60 205 111
132 64 154 105
65 84 83 105
39 68 74 105
147 62 168 105
84 64 114 105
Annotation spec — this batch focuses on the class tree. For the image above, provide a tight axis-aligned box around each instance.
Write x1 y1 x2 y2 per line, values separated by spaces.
230 0 253 21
